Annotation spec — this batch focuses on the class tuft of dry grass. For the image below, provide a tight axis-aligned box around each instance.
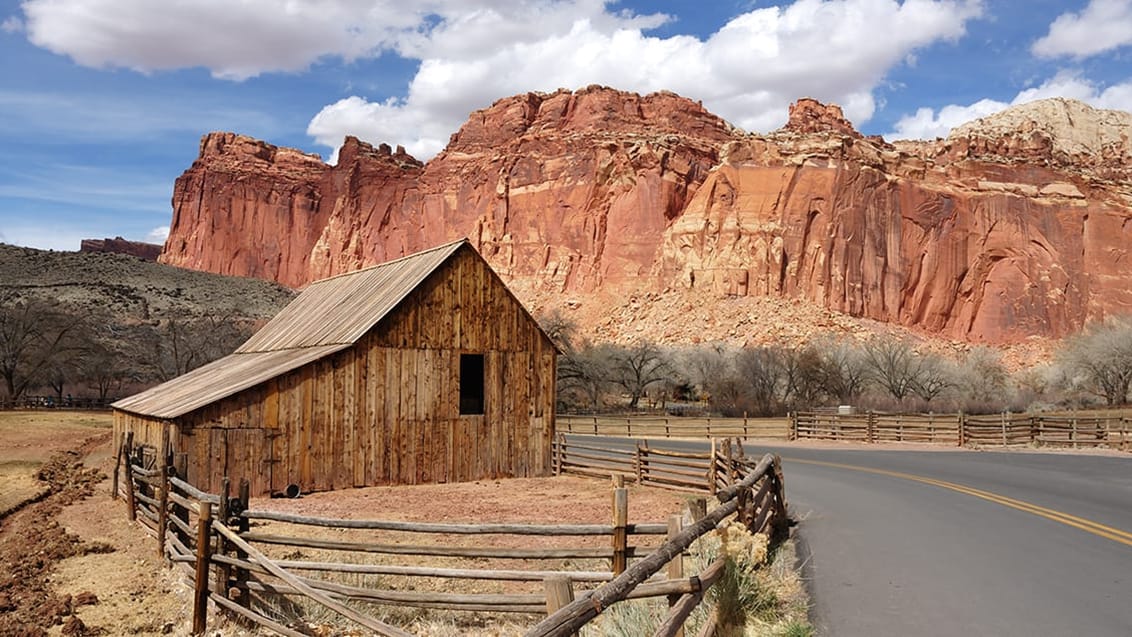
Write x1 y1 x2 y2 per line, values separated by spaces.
583 515 812 637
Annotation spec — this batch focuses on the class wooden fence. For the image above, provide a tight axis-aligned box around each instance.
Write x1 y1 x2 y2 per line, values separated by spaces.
0 396 113 410
557 415 791 440
792 411 1132 451
553 434 752 494
115 433 789 637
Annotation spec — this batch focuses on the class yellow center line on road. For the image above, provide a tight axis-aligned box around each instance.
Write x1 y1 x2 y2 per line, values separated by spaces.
787 457 1132 548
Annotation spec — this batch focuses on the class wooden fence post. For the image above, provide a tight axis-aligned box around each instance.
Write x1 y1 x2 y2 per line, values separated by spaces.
612 485 628 575
544 576 576 636
173 453 189 547
958 412 966 447
729 438 739 485
1001 411 1008 447
666 514 685 637
552 433 563 476
635 440 648 484
688 498 707 522
156 427 170 560
217 477 232 602
192 502 213 635
157 465 169 560
708 438 718 495
232 479 251 607
123 432 137 522
112 431 123 499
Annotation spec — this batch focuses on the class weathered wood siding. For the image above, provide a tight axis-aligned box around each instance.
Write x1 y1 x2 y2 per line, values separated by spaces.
116 247 556 495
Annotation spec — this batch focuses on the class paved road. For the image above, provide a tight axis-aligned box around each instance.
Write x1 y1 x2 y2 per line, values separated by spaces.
573 436 1132 636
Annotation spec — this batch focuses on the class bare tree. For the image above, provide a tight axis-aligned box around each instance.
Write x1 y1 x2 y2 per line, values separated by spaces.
862 337 924 403
955 346 1009 411
537 309 578 353
78 320 142 401
557 341 614 411
1059 319 1132 406
909 354 954 405
735 346 786 416
779 345 826 409
818 341 870 405
0 293 86 400
608 341 673 409
679 343 731 401
141 308 254 382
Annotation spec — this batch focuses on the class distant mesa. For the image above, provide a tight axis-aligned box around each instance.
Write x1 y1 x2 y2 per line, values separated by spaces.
156 87 1132 347
80 237 162 262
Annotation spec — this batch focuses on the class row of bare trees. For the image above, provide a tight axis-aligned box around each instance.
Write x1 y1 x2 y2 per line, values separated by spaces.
542 309 1026 415
0 292 254 404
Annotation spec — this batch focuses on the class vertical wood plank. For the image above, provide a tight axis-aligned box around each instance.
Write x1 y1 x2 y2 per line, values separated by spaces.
666 514 685 637
191 503 213 635
612 486 628 575
544 576 575 632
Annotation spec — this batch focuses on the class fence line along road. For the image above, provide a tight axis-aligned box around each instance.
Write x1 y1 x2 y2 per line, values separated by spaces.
793 411 1132 451
556 415 790 440
558 412 1132 452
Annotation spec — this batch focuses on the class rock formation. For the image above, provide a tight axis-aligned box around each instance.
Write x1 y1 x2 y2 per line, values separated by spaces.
159 88 1132 344
79 237 162 261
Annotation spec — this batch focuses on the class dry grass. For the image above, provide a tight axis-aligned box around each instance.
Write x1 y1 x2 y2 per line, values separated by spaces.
583 517 812 637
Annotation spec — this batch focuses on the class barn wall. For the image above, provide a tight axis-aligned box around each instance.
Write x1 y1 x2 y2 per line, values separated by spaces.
140 246 556 496
112 410 171 454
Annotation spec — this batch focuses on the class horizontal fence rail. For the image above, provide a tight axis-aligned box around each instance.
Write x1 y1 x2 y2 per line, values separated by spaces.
553 434 752 494
792 411 1131 451
114 431 790 637
557 415 790 440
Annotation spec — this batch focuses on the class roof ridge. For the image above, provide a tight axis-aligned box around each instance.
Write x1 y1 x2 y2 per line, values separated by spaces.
304 238 469 286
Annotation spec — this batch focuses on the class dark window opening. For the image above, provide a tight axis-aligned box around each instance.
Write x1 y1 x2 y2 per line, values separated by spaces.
459 353 485 415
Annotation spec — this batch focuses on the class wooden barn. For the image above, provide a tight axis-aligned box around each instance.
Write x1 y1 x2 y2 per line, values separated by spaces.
112 240 557 496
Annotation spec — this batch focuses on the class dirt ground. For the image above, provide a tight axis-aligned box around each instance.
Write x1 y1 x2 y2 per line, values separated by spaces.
0 411 693 636
4 411 1118 635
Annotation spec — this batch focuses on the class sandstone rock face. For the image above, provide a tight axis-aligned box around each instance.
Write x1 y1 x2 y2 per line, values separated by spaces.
160 90 1132 344
79 237 161 261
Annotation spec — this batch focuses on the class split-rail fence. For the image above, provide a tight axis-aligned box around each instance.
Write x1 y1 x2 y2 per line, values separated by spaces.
792 411 1132 450
115 431 789 637
557 412 1132 452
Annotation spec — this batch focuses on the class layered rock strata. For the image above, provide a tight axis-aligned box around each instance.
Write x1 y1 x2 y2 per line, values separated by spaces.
159 89 1132 343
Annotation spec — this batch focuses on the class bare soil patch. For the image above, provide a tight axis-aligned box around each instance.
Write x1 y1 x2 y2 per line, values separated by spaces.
0 412 695 635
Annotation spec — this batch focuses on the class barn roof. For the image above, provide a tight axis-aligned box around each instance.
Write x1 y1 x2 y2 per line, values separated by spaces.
112 239 469 419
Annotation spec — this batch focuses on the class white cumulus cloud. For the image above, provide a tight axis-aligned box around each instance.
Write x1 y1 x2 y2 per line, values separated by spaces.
145 226 170 244
886 71 1132 139
1032 0 1132 59
19 0 423 80
17 0 985 160
306 0 986 159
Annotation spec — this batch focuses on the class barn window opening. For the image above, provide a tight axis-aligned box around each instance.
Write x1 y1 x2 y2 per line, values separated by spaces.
459 353 485 415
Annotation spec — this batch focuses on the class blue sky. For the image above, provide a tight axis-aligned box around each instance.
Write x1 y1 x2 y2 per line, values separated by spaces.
2 0 1131 251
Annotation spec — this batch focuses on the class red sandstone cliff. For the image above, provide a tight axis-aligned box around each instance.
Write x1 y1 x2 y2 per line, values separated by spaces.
160 88 1132 344
80 237 162 261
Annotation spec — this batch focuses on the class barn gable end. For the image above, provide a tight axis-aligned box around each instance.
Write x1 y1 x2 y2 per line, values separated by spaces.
112 240 557 496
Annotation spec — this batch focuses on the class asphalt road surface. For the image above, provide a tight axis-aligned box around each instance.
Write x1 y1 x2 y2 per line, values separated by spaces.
574 436 1132 636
